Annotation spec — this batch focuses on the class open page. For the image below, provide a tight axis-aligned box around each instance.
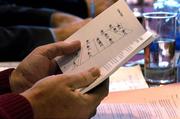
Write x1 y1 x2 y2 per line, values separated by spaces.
109 65 148 92
56 0 154 93
93 84 180 119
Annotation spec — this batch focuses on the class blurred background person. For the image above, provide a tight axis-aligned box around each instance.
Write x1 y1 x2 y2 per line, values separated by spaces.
0 0 117 61
0 4 90 61
2 0 118 18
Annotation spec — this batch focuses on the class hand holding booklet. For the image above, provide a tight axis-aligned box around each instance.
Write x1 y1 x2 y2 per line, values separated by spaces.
56 0 154 93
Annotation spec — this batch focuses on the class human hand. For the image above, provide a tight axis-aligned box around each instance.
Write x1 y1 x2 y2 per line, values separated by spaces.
21 67 109 119
86 0 118 17
10 41 81 93
51 12 83 27
53 18 91 41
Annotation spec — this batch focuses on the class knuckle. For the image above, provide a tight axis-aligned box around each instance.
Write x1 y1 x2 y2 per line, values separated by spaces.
60 74 71 81
44 48 54 57
34 43 60 58
33 45 49 55
79 72 88 82
34 46 44 53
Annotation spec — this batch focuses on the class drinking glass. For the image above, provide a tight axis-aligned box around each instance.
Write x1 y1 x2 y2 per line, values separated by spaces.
143 12 177 84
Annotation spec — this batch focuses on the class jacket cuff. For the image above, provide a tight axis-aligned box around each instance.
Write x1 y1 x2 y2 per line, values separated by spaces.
35 8 56 27
0 68 14 95
0 93 33 119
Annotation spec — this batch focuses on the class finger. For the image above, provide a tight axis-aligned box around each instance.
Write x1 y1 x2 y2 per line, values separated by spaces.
66 67 101 89
72 18 91 27
84 79 109 107
90 109 97 118
33 40 81 60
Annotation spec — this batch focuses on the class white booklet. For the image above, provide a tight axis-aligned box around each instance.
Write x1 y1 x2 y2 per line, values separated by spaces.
56 0 154 94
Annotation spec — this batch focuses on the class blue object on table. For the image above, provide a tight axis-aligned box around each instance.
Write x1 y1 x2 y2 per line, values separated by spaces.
90 0 95 18
177 55 180 82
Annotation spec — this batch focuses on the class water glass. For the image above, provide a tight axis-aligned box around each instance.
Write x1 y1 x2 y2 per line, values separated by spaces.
143 12 177 84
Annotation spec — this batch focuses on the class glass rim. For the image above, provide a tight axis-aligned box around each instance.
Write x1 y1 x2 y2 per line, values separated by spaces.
143 12 177 19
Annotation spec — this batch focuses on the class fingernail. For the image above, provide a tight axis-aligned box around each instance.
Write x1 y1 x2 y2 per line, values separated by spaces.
89 67 100 77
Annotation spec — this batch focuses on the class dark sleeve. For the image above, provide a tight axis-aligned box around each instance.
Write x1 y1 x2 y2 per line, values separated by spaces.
0 4 55 27
0 26 54 61
0 93 33 119
0 69 14 95
13 0 89 18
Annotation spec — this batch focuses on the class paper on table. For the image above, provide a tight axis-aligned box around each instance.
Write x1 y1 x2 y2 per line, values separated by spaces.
93 84 180 119
0 67 10 71
56 0 154 93
109 65 148 92
0 62 19 71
